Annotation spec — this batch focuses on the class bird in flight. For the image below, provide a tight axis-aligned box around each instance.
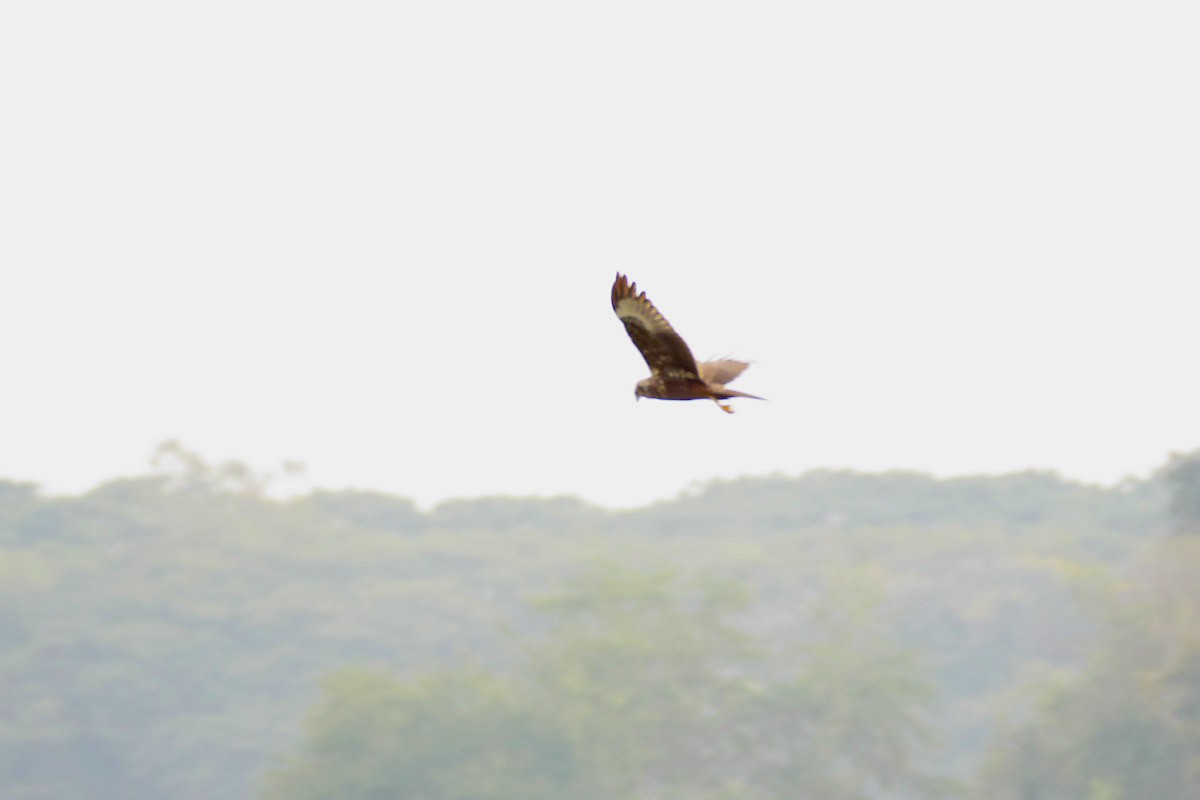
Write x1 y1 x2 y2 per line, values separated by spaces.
611 273 764 413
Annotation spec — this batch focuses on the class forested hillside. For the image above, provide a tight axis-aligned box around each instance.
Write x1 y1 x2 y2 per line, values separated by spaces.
2 446 1197 799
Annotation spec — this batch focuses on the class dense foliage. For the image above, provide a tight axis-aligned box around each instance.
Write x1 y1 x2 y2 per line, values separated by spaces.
1163 450 1200 536
2 444 1196 799
264 565 947 800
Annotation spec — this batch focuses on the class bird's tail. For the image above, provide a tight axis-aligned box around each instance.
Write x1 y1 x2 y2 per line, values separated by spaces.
712 386 765 401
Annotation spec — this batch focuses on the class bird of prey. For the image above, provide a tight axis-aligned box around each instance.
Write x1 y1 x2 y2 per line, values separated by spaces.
611 273 764 413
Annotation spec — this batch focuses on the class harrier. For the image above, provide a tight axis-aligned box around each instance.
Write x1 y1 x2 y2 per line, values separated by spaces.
611 273 764 413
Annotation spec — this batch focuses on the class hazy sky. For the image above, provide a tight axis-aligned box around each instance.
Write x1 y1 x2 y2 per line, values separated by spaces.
2 2 1197 507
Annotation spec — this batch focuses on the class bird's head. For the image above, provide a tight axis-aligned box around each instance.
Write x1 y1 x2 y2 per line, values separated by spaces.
634 379 653 401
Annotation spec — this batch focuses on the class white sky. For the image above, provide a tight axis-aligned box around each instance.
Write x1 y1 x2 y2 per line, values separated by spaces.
2 1 1197 508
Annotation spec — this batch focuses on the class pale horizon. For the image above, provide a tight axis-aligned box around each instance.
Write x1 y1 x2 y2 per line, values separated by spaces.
0 438 1185 511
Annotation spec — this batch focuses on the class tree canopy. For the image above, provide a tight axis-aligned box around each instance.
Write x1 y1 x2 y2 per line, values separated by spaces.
0 445 1189 799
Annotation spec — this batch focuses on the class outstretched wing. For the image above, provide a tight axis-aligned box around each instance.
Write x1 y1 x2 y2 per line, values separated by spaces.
611 273 699 378
698 359 750 386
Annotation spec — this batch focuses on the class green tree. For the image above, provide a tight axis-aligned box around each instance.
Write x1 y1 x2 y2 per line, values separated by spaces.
261 667 576 800
261 563 948 800
527 563 756 799
978 540 1200 799
1163 449 1200 536
735 569 953 800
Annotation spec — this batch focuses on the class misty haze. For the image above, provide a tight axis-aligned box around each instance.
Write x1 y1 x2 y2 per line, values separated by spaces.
4 443 1200 798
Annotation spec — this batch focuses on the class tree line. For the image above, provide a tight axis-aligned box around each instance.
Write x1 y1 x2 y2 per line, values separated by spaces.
1 444 1198 799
